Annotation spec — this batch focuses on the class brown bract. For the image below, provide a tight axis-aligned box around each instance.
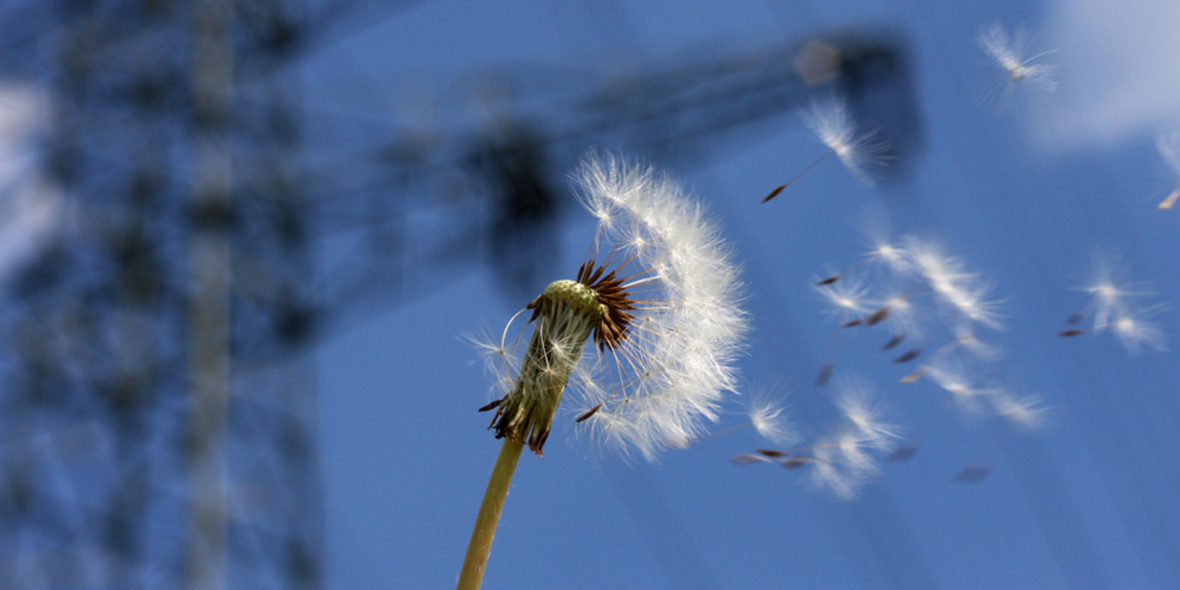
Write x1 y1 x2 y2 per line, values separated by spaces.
576 259 637 352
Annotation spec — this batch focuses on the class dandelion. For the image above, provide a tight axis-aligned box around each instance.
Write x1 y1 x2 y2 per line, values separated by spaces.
1155 132 1180 209
978 22 1056 91
458 154 746 589
762 98 887 201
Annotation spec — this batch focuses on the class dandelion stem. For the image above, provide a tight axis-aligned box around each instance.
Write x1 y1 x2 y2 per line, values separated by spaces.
457 439 525 590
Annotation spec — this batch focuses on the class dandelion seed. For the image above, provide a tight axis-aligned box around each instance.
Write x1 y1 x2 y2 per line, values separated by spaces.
907 238 1003 329
809 431 881 500
744 382 900 498
1156 132 1180 209
887 445 919 462
816 363 834 387
867 241 912 275
923 359 991 416
992 392 1049 432
731 453 773 466
816 277 871 317
953 464 992 483
864 307 891 326
892 349 921 363
782 455 813 469
802 98 888 187
978 22 1056 91
814 277 870 386
1064 252 1167 353
747 395 797 445
833 378 902 449
1111 310 1167 353
951 324 1003 360
898 369 924 384
763 98 887 201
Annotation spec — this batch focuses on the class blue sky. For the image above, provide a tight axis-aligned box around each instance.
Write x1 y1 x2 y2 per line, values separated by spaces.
310 1 1180 588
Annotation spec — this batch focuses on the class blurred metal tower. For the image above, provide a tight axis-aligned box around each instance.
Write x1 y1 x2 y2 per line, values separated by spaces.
0 0 321 588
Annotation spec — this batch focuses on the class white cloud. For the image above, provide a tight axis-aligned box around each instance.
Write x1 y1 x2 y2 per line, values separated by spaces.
1043 0 1180 144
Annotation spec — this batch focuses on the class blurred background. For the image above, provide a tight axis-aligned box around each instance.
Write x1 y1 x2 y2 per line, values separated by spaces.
1 0 1179 588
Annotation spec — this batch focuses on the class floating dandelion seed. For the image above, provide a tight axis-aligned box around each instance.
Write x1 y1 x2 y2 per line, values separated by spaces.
735 380 899 500
730 453 774 466
992 392 1049 432
1155 132 1180 210
887 445 919 462
978 22 1056 96
460 154 747 589
1110 309 1168 353
922 358 991 416
762 98 887 201
813 276 870 385
907 238 1004 330
810 231 1005 390
833 378 903 450
953 464 992 483
815 276 871 318
747 394 797 446
808 431 882 500
1061 253 1167 353
663 386 795 449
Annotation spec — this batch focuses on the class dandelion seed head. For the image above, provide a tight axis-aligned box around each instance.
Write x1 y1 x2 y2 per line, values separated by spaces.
479 153 747 461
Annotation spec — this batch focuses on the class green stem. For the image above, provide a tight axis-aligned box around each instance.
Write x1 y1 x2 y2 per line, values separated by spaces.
457 439 525 590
